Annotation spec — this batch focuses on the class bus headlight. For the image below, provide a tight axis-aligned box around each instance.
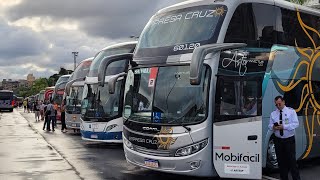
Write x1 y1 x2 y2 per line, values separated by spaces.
175 139 208 157
124 137 133 149
105 124 117 132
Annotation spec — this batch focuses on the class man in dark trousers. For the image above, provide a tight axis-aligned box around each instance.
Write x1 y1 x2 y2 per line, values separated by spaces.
268 96 301 180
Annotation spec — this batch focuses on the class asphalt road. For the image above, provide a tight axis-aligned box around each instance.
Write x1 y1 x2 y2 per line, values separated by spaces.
1 108 319 180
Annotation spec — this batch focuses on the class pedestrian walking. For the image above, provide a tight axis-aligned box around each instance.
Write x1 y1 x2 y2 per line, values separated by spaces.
43 105 49 131
34 101 40 122
60 99 67 133
27 100 31 113
40 101 45 120
23 99 27 113
268 96 301 180
46 100 55 131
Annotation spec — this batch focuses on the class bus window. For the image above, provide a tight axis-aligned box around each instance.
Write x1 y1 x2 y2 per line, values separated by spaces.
214 76 262 122
276 7 317 48
224 3 255 45
225 3 277 48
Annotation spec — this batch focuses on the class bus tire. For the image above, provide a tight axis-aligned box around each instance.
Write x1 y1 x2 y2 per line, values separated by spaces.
267 136 278 170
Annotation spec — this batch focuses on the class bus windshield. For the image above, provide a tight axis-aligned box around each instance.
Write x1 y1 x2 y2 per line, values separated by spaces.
88 45 135 77
0 91 13 101
72 60 92 80
123 65 210 125
81 82 122 122
66 86 83 114
137 5 227 51
56 76 70 85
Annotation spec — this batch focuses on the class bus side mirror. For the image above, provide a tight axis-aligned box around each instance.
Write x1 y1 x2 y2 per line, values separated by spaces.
98 53 133 87
108 72 127 94
190 43 247 85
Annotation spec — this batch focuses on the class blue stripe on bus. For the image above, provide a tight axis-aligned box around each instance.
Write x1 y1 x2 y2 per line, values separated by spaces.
81 131 122 140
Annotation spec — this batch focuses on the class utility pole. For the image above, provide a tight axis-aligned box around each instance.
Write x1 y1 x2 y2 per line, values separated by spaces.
72 51 79 70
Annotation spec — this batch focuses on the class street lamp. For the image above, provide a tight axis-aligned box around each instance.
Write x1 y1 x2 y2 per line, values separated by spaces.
72 51 79 70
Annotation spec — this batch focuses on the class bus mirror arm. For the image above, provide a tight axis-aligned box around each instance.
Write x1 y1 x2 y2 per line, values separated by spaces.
65 77 85 96
98 53 133 87
109 72 127 94
190 43 247 85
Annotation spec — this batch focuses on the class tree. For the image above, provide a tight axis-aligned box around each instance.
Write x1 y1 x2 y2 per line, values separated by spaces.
49 67 73 86
289 0 310 5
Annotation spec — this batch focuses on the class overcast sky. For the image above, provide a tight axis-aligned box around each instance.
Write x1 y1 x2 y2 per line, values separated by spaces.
0 0 186 81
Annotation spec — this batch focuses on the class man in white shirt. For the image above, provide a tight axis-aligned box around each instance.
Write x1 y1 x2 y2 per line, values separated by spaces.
268 96 300 180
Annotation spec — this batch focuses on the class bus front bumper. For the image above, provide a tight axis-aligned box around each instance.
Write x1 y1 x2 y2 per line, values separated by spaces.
123 141 214 177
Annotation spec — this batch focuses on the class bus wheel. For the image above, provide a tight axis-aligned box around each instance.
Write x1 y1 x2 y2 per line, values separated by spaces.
267 138 278 169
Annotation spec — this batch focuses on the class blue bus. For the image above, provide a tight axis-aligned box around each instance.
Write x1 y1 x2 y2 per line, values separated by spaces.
0 90 14 112
80 42 136 142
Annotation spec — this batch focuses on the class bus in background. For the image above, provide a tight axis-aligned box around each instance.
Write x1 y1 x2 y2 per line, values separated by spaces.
53 74 71 122
65 57 93 132
80 41 136 142
44 86 55 102
117 0 320 179
0 90 14 112
38 90 45 103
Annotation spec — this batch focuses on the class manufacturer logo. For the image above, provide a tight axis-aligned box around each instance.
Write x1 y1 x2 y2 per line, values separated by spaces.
142 127 160 132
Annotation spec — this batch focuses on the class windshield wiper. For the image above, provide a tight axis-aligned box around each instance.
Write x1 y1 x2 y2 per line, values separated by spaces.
182 124 191 132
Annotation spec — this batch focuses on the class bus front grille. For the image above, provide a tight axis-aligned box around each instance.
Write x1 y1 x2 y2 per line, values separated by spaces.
133 145 172 157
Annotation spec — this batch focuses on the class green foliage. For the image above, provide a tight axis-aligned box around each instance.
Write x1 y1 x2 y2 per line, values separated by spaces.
49 67 73 86
289 0 309 5
16 68 73 97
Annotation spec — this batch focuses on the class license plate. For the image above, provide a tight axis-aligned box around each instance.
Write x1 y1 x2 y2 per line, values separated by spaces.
91 134 98 139
72 123 76 127
144 159 159 168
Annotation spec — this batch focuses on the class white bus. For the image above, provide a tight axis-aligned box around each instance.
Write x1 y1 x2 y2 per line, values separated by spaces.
65 57 93 132
111 0 320 179
80 42 136 142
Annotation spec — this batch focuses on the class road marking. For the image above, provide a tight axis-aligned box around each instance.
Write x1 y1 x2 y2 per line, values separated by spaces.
262 175 280 180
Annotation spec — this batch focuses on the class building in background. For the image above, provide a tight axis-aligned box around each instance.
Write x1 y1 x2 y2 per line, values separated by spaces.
1 79 19 93
27 73 36 86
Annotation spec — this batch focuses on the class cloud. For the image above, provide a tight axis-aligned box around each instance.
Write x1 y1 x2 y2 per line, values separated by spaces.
0 18 49 61
5 0 187 39
0 0 187 80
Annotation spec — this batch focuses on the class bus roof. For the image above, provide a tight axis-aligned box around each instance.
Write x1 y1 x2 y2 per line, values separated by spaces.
45 86 55 91
0 90 13 93
101 41 137 51
157 0 320 17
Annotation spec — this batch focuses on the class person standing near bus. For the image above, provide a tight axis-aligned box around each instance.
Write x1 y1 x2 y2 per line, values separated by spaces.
53 102 58 128
47 100 55 131
268 96 301 180
60 99 67 133
34 101 40 122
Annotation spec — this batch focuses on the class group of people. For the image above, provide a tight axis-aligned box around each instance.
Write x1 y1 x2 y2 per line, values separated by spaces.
22 99 67 133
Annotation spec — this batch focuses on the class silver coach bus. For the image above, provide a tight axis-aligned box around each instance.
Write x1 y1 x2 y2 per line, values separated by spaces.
110 0 320 179
65 57 93 132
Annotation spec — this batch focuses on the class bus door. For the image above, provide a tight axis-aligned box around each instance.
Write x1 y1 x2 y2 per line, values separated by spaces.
213 75 262 179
